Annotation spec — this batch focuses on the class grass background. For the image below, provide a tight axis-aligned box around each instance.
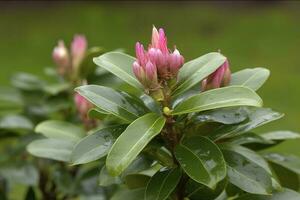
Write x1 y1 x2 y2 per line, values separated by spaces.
0 1 299 158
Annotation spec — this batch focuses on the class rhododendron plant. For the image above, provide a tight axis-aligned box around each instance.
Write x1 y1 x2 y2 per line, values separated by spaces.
1 27 300 200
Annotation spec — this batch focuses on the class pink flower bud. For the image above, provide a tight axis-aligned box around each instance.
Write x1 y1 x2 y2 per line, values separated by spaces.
151 26 160 49
135 42 148 66
145 61 158 84
201 59 231 91
74 92 93 117
133 61 146 85
52 41 70 75
169 49 184 75
71 35 87 67
158 28 168 54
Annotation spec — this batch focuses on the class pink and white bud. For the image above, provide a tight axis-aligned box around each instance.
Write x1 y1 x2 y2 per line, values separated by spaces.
169 49 184 75
145 61 158 84
52 41 70 75
201 59 231 91
151 26 160 49
71 35 87 67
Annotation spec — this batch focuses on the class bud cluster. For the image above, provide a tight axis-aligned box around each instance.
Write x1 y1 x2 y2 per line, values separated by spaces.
133 26 184 91
201 59 231 91
52 35 87 77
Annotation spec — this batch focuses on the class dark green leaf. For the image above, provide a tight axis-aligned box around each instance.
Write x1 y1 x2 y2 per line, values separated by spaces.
75 85 148 123
111 188 145 200
175 136 226 188
106 113 166 176
79 47 104 78
98 166 121 186
173 52 226 97
191 107 249 125
71 125 125 165
172 86 262 115
222 148 272 195
264 153 300 174
93 52 143 90
145 168 182 200
230 68 270 91
88 108 110 120
211 108 284 140
124 174 150 189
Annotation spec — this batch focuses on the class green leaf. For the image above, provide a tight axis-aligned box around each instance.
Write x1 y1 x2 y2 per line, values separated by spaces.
99 166 121 187
230 68 270 91
111 188 145 200
0 86 23 114
261 131 300 141
0 115 33 131
172 86 262 116
75 85 148 123
106 113 166 176
145 168 182 200
11 72 45 91
229 132 274 146
173 52 226 97
71 125 125 165
124 174 150 189
35 120 85 142
186 178 227 200
220 144 272 174
93 52 143 90
264 153 300 175
174 136 226 188
235 188 300 200
211 108 284 140
88 108 110 120
191 107 249 125
27 138 75 162
222 148 272 195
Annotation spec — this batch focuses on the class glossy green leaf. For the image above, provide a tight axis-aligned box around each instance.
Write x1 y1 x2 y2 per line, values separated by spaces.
106 113 166 176
172 86 262 115
175 136 226 188
221 144 272 174
0 115 33 131
71 125 125 165
75 85 147 123
191 107 249 125
235 188 300 200
173 52 226 97
186 178 227 200
230 68 270 91
261 130 300 141
27 138 75 162
35 120 85 142
264 153 300 175
98 166 121 187
145 168 182 200
88 108 110 120
111 188 145 200
222 148 272 195
93 52 143 90
211 108 284 140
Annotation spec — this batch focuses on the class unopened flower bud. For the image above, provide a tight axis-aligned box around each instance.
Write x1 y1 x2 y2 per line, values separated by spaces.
52 41 70 75
74 92 93 118
71 35 87 68
133 61 146 86
169 49 184 76
145 61 158 85
158 28 168 54
151 26 160 49
135 42 147 66
201 58 231 91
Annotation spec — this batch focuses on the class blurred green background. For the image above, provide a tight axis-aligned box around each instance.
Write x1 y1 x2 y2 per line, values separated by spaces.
0 1 299 156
